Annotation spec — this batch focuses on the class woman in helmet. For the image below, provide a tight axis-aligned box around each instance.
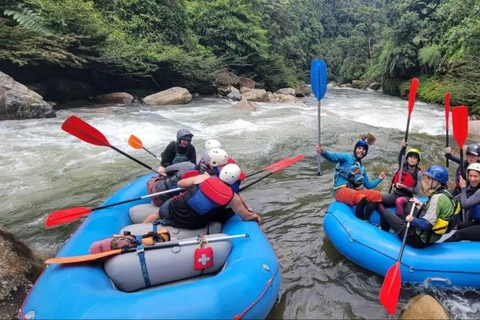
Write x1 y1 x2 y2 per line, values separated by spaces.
381 140 423 216
379 165 456 248
316 136 386 220
157 129 197 175
143 164 261 228
445 143 480 195
444 163 480 242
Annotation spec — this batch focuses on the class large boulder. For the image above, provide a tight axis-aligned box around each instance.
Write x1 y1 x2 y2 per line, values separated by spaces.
241 89 269 102
44 77 96 102
400 294 449 320
272 93 304 104
368 82 382 91
94 92 135 104
352 80 366 89
227 86 242 101
232 98 258 112
275 88 296 96
0 72 56 120
295 84 311 97
239 77 255 90
0 225 45 319
142 87 192 106
215 71 239 87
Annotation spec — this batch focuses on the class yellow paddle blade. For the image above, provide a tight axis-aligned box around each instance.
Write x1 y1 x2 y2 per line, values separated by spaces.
128 134 143 149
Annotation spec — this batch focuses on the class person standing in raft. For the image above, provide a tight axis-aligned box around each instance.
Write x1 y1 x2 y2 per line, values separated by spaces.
157 129 197 175
445 144 480 196
316 137 386 220
379 165 456 248
381 140 423 217
143 164 261 229
444 163 480 242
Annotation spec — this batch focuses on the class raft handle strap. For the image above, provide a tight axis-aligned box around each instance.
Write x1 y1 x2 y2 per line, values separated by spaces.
135 235 151 287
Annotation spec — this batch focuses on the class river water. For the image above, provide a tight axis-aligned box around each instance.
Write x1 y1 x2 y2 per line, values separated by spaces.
1 88 479 318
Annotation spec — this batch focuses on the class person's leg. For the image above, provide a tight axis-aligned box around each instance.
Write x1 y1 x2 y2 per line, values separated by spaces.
381 193 397 208
364 202 378 220
445 224 480 242
143 199 172 223
379 207 407 234
334 188 367 219
395 197 409 216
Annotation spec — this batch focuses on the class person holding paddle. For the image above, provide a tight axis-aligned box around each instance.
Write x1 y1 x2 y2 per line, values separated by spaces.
158 129 197 175
378 165 456 248
445 144 480 196
316 137 386 220
381 140 423 217
143 164 261 228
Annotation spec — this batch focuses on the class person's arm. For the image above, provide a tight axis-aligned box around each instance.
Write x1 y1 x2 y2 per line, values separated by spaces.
409 217 433 230
320 150 348 164
363 168 384 189
161 142 176 167
444 147 461 164
461 187 480 209
227 194 261 222
177 173 209 189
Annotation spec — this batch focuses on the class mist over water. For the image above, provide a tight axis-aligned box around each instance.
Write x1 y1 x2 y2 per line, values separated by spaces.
1 88 477 319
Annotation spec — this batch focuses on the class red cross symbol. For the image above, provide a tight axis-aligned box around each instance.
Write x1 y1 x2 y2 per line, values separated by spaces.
194 247 214 270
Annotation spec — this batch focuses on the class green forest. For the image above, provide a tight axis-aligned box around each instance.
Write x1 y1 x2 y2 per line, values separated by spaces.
1 0 479 111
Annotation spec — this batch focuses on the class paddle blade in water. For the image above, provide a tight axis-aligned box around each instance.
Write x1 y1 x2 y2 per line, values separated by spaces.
379 262 401 315
45 207 92 228
452 106 469 148
445 92 450 130
128 134 143 149
271 154 304 173
62 116 111 147
407 78 419 117
310 60 327 100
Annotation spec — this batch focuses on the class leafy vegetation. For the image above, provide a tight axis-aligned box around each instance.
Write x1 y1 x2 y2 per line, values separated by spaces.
0 0 479 111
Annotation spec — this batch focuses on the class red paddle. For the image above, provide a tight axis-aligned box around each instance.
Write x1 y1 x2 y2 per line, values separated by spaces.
445 92 451 167
452 106 469 221
62 116 161 175
379 204 416 314
245 157 291 178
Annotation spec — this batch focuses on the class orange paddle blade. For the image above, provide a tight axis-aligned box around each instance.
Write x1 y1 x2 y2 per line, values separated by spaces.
271 154 304 173
62 115 111 147
45 249 122 264
45 207 92 228
407 78 419 117
379 262 401 315
128 134 143 149
452 106 469 148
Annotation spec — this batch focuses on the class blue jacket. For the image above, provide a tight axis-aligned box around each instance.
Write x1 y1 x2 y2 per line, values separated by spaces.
321 150 382 193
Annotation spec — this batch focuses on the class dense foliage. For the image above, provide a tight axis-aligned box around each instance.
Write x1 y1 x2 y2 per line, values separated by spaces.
0 0 479 110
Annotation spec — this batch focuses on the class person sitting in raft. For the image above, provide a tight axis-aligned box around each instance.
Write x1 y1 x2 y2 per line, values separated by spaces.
143 164 261 229
157 129 197 175
444 163 480 242
445 143 480 196
197 139 222 173
381 140 423 217
316 137 386 220
378 165 456 248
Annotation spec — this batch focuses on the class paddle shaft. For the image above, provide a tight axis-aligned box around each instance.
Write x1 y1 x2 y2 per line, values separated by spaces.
143 146 162 162
460 150 467 222
91 187 183 213
446 128 450 167
240 171 276 192
110 145 161 175
317 99 322 175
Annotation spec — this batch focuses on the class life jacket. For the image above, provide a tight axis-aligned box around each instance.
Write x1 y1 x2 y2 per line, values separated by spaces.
334 161 364 189
172 142 190 164
392 165 420 188
187 177 234 215
419 190 460 243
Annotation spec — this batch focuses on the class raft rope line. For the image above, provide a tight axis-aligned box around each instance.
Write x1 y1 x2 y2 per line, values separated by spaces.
233 224 280 320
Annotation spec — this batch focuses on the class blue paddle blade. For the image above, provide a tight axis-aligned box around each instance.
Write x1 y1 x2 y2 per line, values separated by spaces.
310 60 328 100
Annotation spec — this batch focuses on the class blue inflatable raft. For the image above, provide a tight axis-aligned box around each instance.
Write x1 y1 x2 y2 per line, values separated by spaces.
324 201 480 288
19 174 281 319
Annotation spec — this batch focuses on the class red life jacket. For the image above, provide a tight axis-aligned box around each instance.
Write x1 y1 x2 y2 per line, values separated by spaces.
392 167 419 188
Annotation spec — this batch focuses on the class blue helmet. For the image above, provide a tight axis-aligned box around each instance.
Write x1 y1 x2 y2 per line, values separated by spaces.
354 138 369 158
423 165 448 185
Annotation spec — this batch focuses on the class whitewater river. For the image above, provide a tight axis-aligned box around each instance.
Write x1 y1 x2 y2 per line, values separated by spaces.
1 88 479 318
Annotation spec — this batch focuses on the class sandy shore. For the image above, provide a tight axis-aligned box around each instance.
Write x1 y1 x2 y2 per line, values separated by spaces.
469 120 480 141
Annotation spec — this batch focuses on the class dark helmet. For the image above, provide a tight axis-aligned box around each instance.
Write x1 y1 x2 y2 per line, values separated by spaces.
466 144 480 156
177 129 193 142
423 165 448 186
353 138 369 158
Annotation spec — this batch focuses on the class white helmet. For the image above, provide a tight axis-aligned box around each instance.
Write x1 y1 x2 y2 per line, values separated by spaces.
207 148 229 167
219 164 241 185
467 163 480 174
205 139 221 151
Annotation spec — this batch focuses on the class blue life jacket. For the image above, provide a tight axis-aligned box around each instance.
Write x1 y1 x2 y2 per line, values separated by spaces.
186 177 234 216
